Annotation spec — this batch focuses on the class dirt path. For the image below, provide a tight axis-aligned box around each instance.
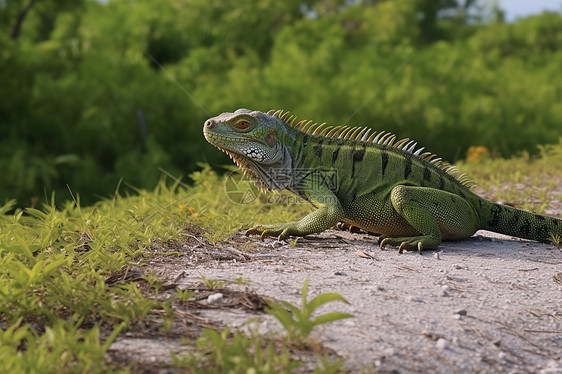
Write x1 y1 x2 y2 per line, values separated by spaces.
109 229 562 373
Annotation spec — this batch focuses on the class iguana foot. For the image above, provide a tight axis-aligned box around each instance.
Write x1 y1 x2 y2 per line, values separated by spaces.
378 235 440 254
246 224 293 241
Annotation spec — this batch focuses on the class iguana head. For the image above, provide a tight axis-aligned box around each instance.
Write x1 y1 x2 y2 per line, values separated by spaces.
203 109 294 190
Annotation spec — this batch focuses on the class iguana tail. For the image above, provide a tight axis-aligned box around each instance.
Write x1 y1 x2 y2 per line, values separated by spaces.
480 199 562 243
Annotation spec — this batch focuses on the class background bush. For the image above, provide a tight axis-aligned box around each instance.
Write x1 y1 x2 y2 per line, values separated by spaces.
1 0 561 206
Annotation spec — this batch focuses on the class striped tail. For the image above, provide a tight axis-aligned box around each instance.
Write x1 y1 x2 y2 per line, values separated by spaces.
480 199 562 243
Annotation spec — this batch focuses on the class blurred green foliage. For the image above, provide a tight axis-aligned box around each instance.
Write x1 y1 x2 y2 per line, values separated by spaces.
1 0 561 206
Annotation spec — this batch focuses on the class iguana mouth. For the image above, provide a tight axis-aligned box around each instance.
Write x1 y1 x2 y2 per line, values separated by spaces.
219 148 271 191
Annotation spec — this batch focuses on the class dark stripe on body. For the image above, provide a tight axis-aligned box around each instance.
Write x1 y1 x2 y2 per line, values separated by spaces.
332 147 340 166
520 219 531 236
354 144 366 162
423 167 431 183
313 140 323 158
381 152 389 176
536 224 549 240
487 204 503 229
404 154 412 180
294 141 303 164
509 210 520 226
351 143 366 179
439 175 445 190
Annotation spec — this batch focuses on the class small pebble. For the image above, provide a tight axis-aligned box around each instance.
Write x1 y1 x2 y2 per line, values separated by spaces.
334 271 347 276
434 252 440 260
455 309 468 316
452 264 463 270
384 347 397 356
435 338 448 350
207 293 224 305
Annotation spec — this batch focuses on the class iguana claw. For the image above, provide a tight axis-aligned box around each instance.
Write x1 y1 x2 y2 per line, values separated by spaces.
379 236 424 254
398 241 423 254
259 231 270 241
379 237 391 249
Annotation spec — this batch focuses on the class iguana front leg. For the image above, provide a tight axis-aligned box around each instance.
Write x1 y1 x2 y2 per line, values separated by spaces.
380 185 480 253
246 187 344 241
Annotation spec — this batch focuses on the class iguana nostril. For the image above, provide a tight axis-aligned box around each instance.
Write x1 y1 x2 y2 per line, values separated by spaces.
204 119 214 128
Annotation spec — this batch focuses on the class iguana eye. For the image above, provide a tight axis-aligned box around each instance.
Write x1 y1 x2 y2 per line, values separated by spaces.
236 121 249 129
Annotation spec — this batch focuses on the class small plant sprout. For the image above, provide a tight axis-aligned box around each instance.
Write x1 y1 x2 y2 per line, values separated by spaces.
175 288 195 302
265 277 354 343
199 274 225 290
160 300 174 332
234 277 249 285
141 271 164 295
549 232 561 250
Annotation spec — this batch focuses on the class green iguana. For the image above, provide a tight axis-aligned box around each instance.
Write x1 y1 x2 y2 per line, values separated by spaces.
203 109 561 253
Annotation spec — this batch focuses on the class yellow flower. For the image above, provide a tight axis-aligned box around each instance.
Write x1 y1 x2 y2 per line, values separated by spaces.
466 146 489 163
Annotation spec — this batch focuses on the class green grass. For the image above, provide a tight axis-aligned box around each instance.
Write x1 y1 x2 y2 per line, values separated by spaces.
1 143 562 372
0 165 313 372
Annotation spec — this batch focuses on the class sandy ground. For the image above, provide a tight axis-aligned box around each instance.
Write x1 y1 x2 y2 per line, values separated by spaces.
109 228 562 373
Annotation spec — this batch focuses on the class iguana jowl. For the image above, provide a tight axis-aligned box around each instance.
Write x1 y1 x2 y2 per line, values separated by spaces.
203 109 562 252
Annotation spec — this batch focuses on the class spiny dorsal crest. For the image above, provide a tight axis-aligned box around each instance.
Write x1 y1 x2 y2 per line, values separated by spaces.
267 109 475 189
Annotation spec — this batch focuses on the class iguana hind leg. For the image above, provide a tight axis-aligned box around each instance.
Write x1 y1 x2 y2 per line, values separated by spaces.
381 185 479 253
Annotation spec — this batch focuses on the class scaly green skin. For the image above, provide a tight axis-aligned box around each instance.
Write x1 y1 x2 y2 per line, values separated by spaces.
203 109 562 252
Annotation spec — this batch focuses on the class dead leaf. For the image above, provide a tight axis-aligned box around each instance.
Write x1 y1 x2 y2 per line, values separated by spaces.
356 250 372 259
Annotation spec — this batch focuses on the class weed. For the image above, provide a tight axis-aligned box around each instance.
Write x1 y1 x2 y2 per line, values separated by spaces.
200 274 225 290
159 300 175 332
233 277 250 285
175 288 195 302
174 327 300 374
549 232 561 250
265 277 354 344
142 271 164 295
